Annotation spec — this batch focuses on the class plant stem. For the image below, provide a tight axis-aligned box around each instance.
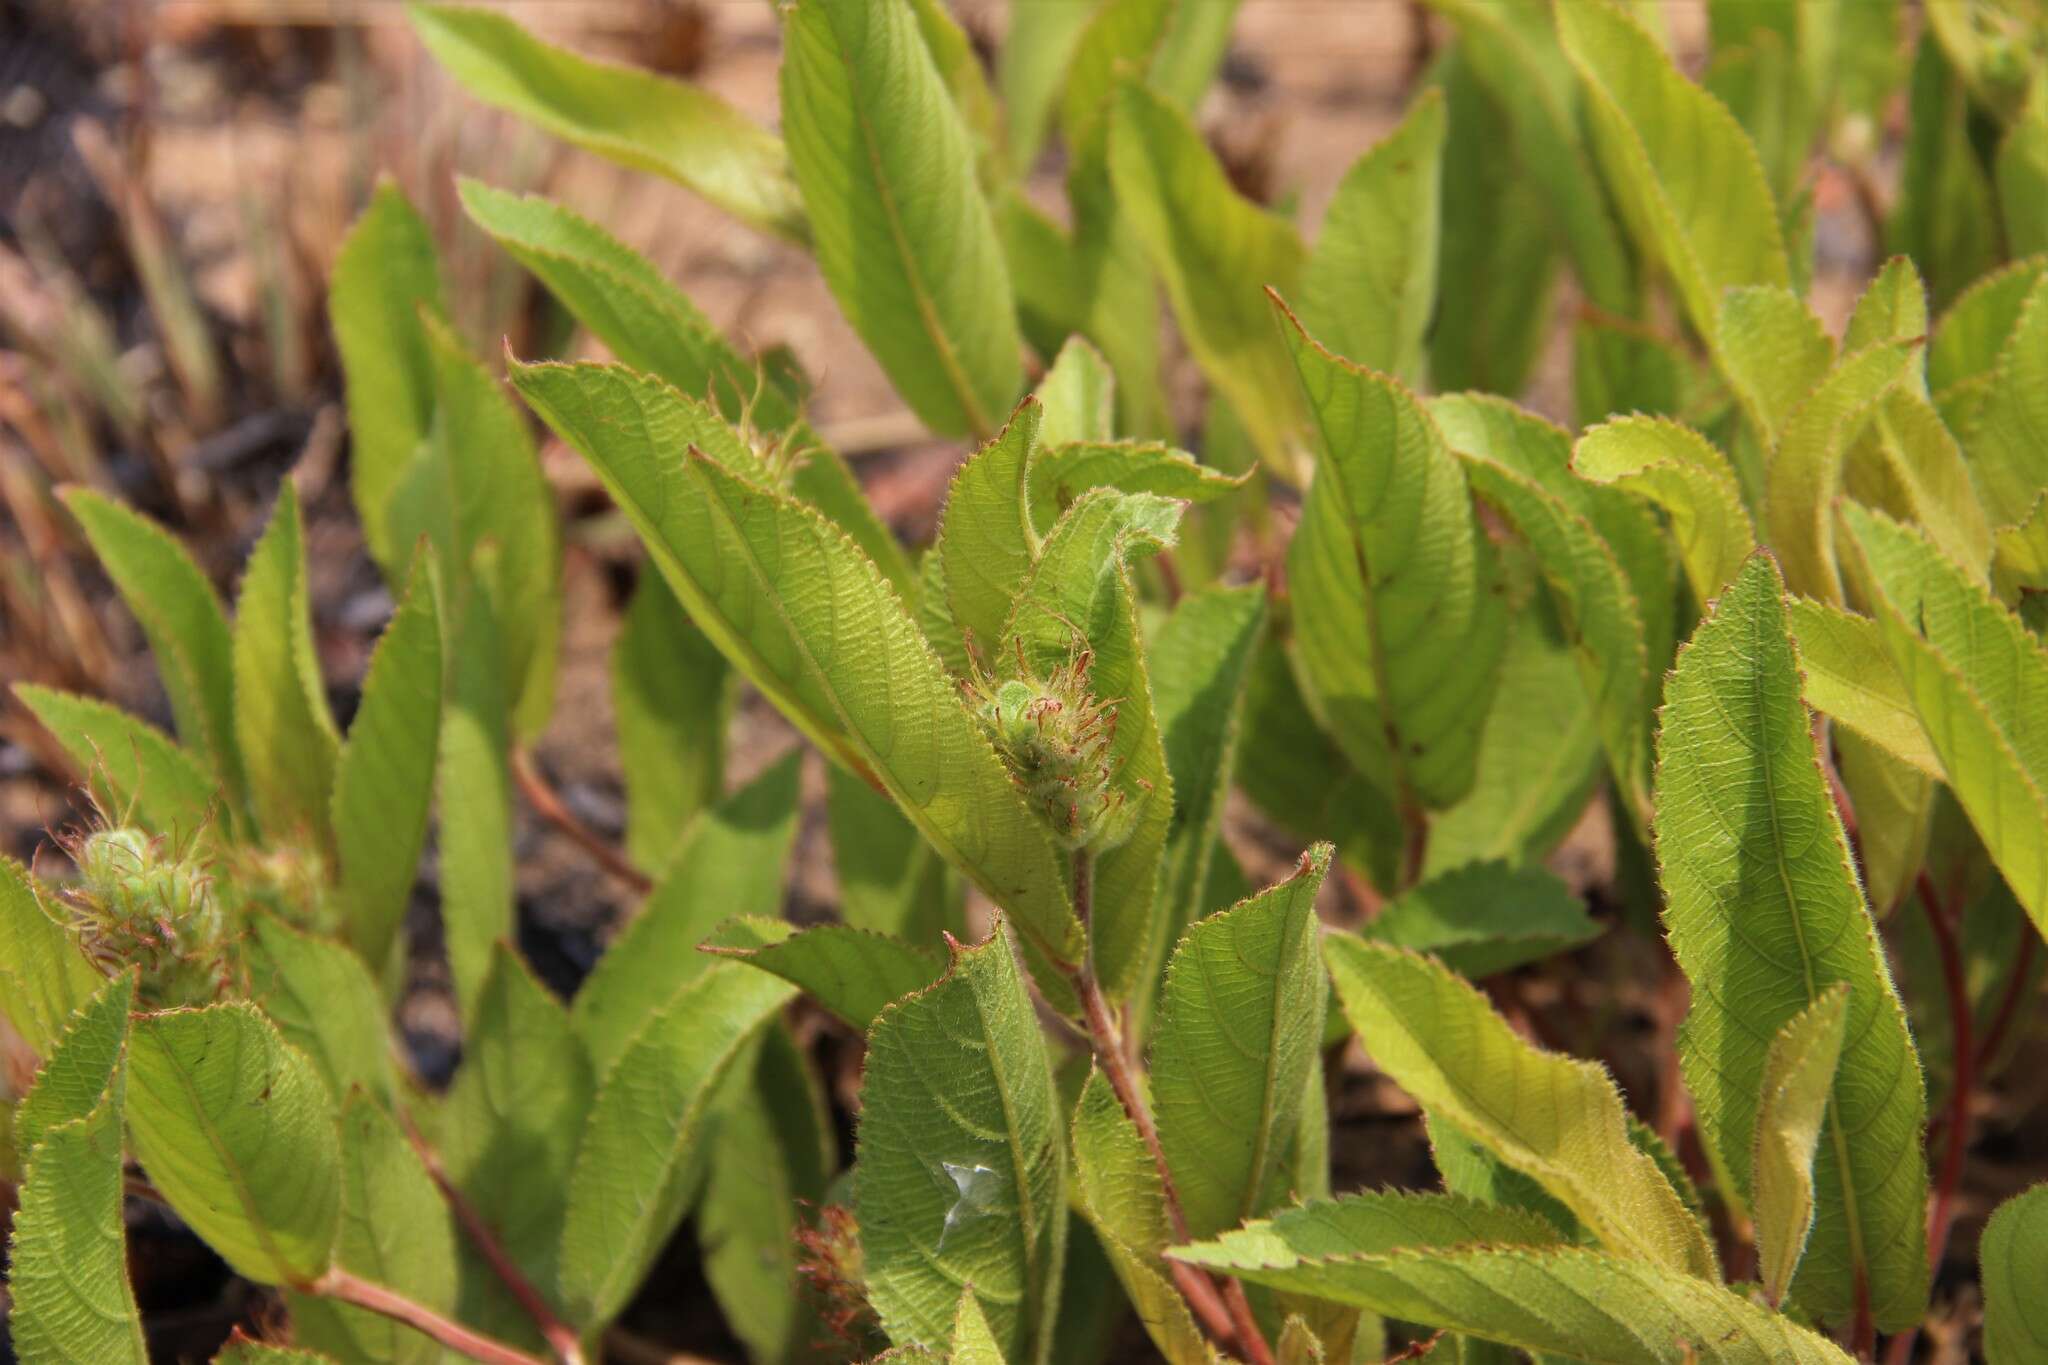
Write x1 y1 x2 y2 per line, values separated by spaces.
309 1268 550 1365
1065 851 1274 1365
1396 801 1428 892
399 1109 587 1365
1974 927 2037 1071
512 750 652 895
1883 873 1975 1365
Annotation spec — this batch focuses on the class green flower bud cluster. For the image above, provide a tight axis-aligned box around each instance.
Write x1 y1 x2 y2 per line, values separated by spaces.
60 826 238 1007
229 841 335 937
969 651 1133 851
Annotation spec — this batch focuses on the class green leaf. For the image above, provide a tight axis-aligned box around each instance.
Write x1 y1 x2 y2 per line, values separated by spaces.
232 482 339 848
998 0 1094 168
1110 81 1306 473
698 1022 836 1365
1069 1069 1221 1365
1845 256 1932 356
1786 597 1944 779
1175 1234 1854 1365
856 930 1065 1362
780 0 1020 437
408 4 804 241
1427 0 1638 314
703 916 944 1031
1959 271 2048 529
1993 491 2048 602
1653 551 1928 1328
1891 36 2003 307
1573 414 1755 608
15 971 133 1156
1027 441 1248 537
938 401 1044 661
1279 301 1506 812
328 181 442 578
7 1081 147 1364
246 916 394 1108
1840 507 2048 937
1751 984 1850 1309
1138 583 1269 1020
827 761 958 943
1765 339 1920 602
458 179 913 594
1323 936 1716 1278
329 554 440 970
0 855 104 1056
1360 862 1600 978
127 1003 341 1285
559 962 797 1329
950 1288 1006 1365
611 570 729 874
907 0 1004 180
435 553 514 1020
1982 1184 2048 1364
288 1095 460 1365
1844 390 1994 584
1002 488 1178 990
1571 318 1698 428
1153 846 1331 1239
212 1333 337 1364
1300 89 1444 384
1421 573 1604 877
1835 729 1935 917
60 487 242 801
1928 256 2046 421
1433 394 1656 827
514 360 1082 965
1032 336 1117 447
13 686 223 842
1559 0 1788 350
1715 286 1833 446
571 751 800 1073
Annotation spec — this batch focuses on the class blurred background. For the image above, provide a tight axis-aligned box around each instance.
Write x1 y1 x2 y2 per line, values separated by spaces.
0 3 1996 1360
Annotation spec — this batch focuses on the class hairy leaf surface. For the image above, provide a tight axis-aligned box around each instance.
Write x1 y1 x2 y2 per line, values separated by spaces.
1982 1184 2048 1364
1751 985 1850 1308
702 917 943 1031
1573 415 1756 607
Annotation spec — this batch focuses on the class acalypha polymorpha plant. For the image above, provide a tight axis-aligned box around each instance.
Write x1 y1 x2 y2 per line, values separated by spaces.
6 1 2048 1362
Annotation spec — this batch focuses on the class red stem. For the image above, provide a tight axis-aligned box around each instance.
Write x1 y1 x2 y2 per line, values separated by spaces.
512 750 652 895
310 1268 550 1365
1066 853 1274 1365
1974 928 2038 1072
399 1110 587 1365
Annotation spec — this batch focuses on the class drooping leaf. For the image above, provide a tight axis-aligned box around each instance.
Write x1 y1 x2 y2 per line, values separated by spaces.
1300 89 1444 384
1653 551 1928 1328
1840 506 2048 937
329 554 440 970
440 944 590 1318
126 1003 341 1285
1559 0 1789 351
1137 583 1269 1020
1279 302 1506 812
856 930 1065 1362
1360 861 1600 978
1959 272 2048 529
7 1082 147 1364
246 916 394 1109
1000 489 1179 992
937 401 1044 661
611 569 729 874
409 4 804 241
14 970 132 1156
571 750 800 1075
559 962 798 1330
780 0 1021 437
288 1095 460 1365
1572 414 1755 611
1751 984 1850 1308
60 487 242 800
1323 936 1716 1278
328 180 442 577
13 686 223 842
0 855 104 1056
1786 597 1944 779
232 482 339 849
1153 846 1331 1239
1766 339 1920 603
1175 1234 1853 1365
1110 80 1306 473
1069 1069 1221 1365
827 761 958 944
513 360 1082 965
1982 1184 2048 1364
702 916 944 1032
697 1020 836 1365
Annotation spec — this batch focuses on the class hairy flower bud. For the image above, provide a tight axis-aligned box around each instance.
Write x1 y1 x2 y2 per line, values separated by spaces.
968 650 1133 851
60 825 237 1007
